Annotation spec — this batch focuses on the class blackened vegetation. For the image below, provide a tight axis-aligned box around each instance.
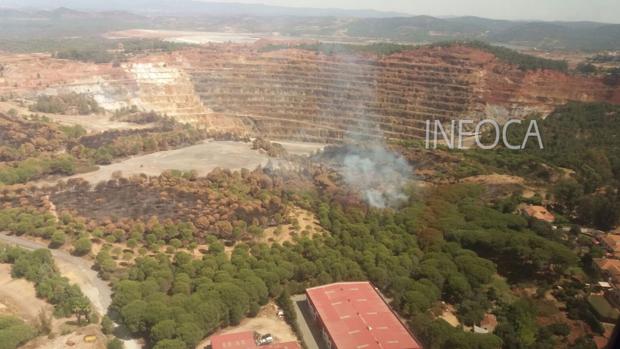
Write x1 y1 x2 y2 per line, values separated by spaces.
37 167 290 242
0 112 209 184
72 120 206 165
0 101 615 348
252 137 288 158
102 178 588 349
29 93 103 115
0 114 88 184
0 113 67 157
111 106 168 124
0 152 600 348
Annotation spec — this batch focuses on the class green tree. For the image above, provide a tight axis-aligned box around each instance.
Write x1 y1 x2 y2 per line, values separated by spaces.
151 320 176 342
50 231 66 249
152 339 187 349
101 315 115 335
70 295 91 325
121 300 148 334
72 238 92 256
107 338 124 349
177 322 203 347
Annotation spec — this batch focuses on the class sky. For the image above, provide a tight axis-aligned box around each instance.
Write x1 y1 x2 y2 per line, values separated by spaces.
203 0 620 23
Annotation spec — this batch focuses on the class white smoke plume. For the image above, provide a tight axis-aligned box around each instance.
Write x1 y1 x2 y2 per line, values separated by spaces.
313 46 413 208
340 145 412 209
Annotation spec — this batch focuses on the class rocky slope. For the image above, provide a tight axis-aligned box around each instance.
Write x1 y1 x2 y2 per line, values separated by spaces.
2 45 619 143
186 44 620 142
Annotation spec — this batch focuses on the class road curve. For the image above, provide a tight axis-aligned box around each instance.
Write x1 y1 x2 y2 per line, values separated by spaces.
0 232 110 314
0 232 142 349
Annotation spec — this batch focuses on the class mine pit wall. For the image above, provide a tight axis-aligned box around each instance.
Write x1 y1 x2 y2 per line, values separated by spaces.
0 52 247 134
123 59 249 134
127 62 209 124
184 46 620 144
5 48 618 144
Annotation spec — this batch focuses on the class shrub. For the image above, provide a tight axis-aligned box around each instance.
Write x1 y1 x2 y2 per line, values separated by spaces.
107 338 124 349
73 238 92 256
50 231 66 248
0 315 36 349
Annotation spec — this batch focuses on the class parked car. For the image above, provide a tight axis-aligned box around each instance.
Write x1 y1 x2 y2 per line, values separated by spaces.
257 334 273 345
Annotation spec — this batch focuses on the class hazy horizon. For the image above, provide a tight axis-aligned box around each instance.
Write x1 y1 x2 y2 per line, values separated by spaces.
1 0 619 24
205 0 620 23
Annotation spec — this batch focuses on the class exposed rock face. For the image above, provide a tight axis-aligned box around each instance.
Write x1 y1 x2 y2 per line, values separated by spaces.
2 45 619 143
121 58 247 134
127 62 209 124
185 45 620 143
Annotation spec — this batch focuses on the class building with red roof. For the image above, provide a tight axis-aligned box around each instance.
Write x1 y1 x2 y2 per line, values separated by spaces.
210 331 254 349
305 281 422 349
210 331 300 349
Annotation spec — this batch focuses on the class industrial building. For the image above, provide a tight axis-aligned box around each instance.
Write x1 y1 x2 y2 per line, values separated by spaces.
306 281 422 349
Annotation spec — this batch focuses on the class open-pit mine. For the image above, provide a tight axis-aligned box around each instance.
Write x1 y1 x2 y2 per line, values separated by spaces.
1 8 620 347
3 43 619 145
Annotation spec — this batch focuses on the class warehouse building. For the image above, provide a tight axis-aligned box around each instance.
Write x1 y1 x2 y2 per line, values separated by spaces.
306 281 422 349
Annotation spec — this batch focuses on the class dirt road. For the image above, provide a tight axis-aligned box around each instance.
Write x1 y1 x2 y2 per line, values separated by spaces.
0 233 109 314
0 233 142 349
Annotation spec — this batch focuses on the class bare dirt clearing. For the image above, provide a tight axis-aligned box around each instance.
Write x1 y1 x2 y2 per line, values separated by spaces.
22 324 107 349
0 233 109 315
439 304 460 327
0 233 143 349
105 29 261 44
41 140 324 185
460 174 525 186
0 264 51 323
0 53 123 95
196 302 297 349
0 262 114 349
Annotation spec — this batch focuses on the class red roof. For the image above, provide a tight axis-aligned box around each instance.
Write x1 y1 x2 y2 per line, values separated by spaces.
210 331 300 349
306 282 422 349
210 331 255 349
264 343 301 349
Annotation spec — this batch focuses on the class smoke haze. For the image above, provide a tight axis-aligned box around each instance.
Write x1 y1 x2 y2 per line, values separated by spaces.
341 145 412 208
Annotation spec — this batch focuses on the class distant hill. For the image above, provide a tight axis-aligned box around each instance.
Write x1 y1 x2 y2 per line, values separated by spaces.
488 21 620 51
0 0 406 18
346 16 620 50
0 6 144 20
0 3 619 51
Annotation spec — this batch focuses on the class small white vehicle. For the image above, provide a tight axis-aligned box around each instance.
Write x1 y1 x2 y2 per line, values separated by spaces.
257 334 273 345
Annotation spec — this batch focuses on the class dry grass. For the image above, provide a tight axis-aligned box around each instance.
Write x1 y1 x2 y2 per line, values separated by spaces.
262 206 327 245
196 301 298 349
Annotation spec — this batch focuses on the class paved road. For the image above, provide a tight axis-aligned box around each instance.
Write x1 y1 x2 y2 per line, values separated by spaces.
291 294 328 349
0 232 142 349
